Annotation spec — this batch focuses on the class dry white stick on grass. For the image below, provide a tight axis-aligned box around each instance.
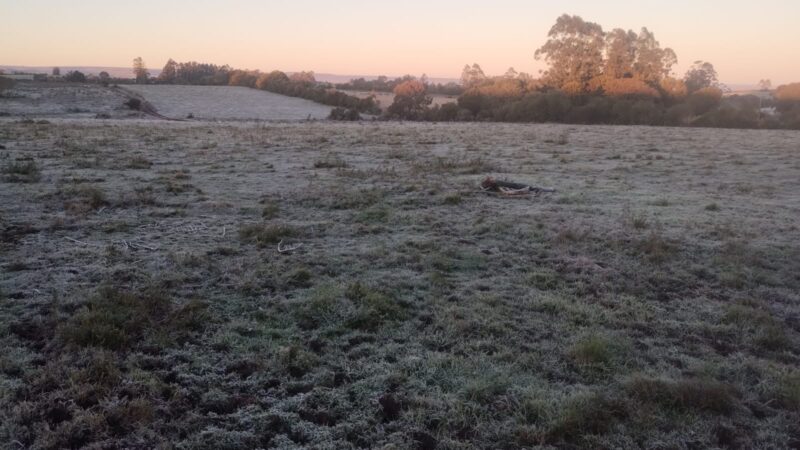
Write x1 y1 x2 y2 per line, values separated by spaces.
65 236 98 247
277 240 303 254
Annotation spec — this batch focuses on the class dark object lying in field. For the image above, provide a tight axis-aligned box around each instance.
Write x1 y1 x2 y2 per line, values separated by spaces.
329 107 361 121
124 98 142 110
116 87 184 121
480 176 556 196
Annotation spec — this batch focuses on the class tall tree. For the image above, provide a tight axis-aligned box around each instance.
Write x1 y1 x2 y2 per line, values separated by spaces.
98 71 111 86
133 57 149 84
460 64 486 88
535 14 605 93
289 71 316 84
633 28 677 85
503 67 519 79
758 79 772 91
684 61 718 93
388 80 432 119
604 28 638 79
63 71 87 83
158 59 177 83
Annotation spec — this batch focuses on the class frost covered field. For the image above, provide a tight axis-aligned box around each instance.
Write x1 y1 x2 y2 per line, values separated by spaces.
1 97 800 448
0 82 333 121
124 85 332 121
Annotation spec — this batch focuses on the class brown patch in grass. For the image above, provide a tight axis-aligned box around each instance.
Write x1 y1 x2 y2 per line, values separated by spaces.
625 376 738 415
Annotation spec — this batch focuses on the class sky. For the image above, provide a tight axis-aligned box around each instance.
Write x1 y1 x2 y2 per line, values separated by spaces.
1 0 799 85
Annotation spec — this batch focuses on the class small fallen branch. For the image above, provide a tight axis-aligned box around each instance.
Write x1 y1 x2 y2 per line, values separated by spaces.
65 236 95 246
278 240 303 254
480 177 556 197
127 241 157 251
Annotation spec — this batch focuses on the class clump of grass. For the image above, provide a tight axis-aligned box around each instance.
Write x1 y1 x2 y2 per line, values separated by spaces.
278 344 319 377
527 269 560 291
544 132 570 146
546 392 626 444
754 321 791 351
623 210 649 229
59 287 208 350
625 376 738 415
261 201 280 219
63 185 108 213
126 156 152 169
722 303 791 351
355 206 390 223
238 223 298 247
345 282 405 330
284 267 313 288
314 154 348 169
569 334 619 368
634 231 676 262
721 302 765 326
317 188 384 210
461 373 511 403
773 371 800 410
156 170 195 194
2 160 41 183
413 156 497 174
443 193 462 205
554 227 586 244
164 181 196 194
296 284 345 330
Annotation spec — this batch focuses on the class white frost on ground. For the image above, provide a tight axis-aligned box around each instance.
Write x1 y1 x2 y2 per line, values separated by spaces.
124 85 333 121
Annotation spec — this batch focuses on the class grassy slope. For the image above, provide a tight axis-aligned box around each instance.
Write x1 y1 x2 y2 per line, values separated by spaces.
1 120 799 449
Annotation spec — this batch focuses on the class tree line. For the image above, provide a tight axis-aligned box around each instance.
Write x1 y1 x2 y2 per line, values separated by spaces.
128 58 380 114
381 15 800 129
335 75 463 96
40 15 800 129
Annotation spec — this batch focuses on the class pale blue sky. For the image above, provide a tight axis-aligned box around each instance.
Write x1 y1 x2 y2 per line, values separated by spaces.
1 0 798 84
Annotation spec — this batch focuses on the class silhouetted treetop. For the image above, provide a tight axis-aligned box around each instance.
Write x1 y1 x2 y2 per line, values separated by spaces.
684 61 719 93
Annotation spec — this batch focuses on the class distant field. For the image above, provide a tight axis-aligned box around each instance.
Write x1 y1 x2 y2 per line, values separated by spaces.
342 89 458 110
2 113 799 448
0 82 136 119
124 85 332 121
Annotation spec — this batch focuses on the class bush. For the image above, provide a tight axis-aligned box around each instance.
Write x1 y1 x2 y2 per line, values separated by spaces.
775 82 800 102
386 80 432 120
63 70 87 83
328 107 361 121
602 77 660 99
660 77 688 101
687 87 723 115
